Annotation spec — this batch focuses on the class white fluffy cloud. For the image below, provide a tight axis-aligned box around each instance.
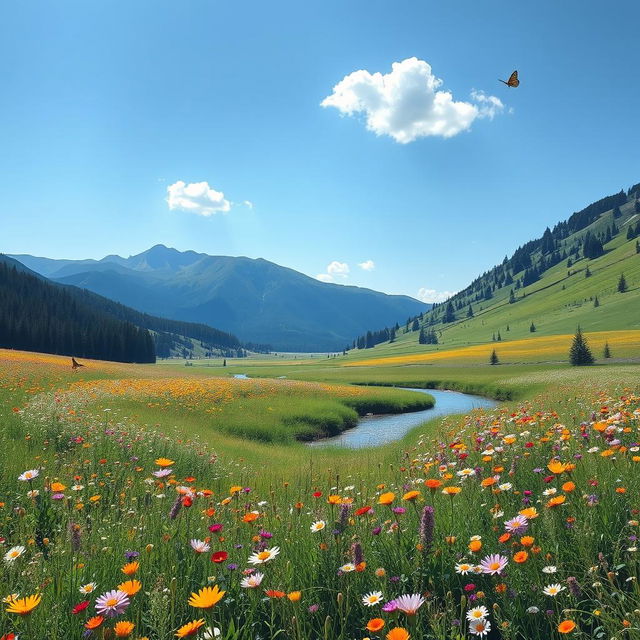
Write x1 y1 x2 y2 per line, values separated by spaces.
167 180 231 216
321 57 504 143
358 260 375 271
316 261 350 283
416 287 457 304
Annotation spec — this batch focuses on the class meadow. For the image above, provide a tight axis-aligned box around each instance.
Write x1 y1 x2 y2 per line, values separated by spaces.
0 346 639 639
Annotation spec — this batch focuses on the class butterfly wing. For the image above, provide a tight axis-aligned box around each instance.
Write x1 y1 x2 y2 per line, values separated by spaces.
508 70 519 87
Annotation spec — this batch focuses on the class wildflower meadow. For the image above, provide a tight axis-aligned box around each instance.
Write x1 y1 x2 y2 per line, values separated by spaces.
0 349 639 639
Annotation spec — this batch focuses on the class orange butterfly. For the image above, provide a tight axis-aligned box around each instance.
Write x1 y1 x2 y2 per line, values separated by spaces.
499 70 519 87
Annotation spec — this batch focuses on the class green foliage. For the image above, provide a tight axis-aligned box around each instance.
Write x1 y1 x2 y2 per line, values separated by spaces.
489 349 499 365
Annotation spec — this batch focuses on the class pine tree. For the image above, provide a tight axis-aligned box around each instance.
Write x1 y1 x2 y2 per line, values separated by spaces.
506 324 510 331
443 301 456 323
418 327 426 345
569 326 594 366
496 331 502 341
529 322 536 333
584 265 591 278
223 359 227 366
593 296 600 308
618 273 628 293
636 240 640 254
490 349 499 365
467 305 474 318
509 290 516 304
603 342 611 359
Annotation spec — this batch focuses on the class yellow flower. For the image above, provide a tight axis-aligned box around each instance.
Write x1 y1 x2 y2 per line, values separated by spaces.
155 458 175 467
378 492 395 505
114 621 135 637
287 591 301 602
402 491 421 501
188 585 225 609
6 593 41 615
50 482 66 492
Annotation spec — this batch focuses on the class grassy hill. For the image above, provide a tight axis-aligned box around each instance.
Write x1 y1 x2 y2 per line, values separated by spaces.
348 184 640 363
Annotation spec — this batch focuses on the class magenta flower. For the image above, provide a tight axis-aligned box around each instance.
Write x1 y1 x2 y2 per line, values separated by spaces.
393 593 425 615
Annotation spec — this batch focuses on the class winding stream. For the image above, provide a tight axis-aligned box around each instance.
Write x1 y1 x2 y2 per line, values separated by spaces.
308 388 498 449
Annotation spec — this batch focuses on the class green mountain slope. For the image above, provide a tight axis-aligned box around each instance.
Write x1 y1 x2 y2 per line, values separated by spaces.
351 183 640 359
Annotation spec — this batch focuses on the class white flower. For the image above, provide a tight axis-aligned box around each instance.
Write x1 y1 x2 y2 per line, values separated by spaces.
4 546 25 564
543 583 565 596
26 490 39 498
240 571 264 588
469 618 491 637
362 591 384 606
455 562 473 575
542 487 557 496
18 469 39 482
247 547 280 565
542 565 557 574
527 606 539 614
498 483 512 491
79 582 97 594
340 563 356 573
190 539 211 553
203 628 221 639
310 521 326 533
466 605 489 621
71 484 84 491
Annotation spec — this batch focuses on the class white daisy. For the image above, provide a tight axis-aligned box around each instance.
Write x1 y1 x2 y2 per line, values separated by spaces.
190 539 211 553
469 619 491 637
240 571 264 588
362 591 384 606
247 546 280 565
542 565 557 574
79 582 97 594
466 606 489 621
4 546 25 564
310 521 326 533
543 583 565 596
340 563 356 573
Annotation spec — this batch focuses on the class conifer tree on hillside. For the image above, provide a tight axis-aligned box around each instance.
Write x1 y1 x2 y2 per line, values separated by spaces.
593 296 600 308
618 273 628 293
530 322 536 333
490 349 499 365
603 342 611 359
443 301 456 323
418 327 426 345
569 327 594 366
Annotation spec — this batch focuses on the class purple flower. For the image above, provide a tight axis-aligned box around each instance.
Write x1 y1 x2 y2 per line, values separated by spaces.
308 604 320 613
125 550 139 560
419 505 435 551
226 563 238 570
95 590 130 617
51 493 65 500
259 530 272 539
382 600 398 612
372 526 382 536
392 507 406 515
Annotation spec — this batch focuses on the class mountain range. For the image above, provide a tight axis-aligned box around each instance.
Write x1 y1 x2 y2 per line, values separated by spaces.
9 246 428 352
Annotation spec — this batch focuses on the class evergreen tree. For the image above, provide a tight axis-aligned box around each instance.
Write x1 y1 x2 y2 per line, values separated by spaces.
593 296 600 308
506 324 510 331
529 322 536 333
618 273 628 293
569 326 594 366
627 225 636 240
584 265 591 278
418 327 426 345
411 318 420 331
443 301 456 323
490 349 499 365
467 305 474 318
509 290 516 304
223 359 227 366
636 240 640 254
496 331 502 341
603 342 611 359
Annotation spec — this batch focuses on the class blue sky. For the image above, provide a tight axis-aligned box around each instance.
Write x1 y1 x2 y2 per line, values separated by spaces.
1 0 639 302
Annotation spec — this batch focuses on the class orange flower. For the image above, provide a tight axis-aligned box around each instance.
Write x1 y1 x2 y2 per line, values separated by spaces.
616 487 627 494
85 616 105 630
175 619 206 637
402 490 421 501
367 618 385 632
546 495 566 508
121 561 139 576
498 533 511 543
442 486 461 496
480 477 496 488
117 580 142 596
520 536 534 547
519 507 539 519
242 512 259 523
114 621 135 637
328 495 342 505
50 482 66 492
424 479 442 490
378 492 395 505
547 461 567 475
265 590 286 598
562 481 576 493
513 551 528 563
287 591 301 602
558 620 576 634
386 628 410 640
155 458 175 467
468 540 482 552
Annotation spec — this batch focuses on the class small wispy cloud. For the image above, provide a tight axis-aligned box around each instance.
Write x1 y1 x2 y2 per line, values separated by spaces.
358 259 375 271
316 261 350 283
416 287 456 303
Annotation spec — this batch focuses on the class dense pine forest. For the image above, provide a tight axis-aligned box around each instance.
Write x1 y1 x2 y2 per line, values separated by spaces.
0 259 156 362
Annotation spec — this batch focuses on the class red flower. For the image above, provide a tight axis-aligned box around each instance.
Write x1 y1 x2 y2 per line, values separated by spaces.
211 551 228 563
355 506 373 516
72 600 90 614
1 634 17 640
312 491 322 498
543 475 555 483
182 496 193 507
208 523 223 533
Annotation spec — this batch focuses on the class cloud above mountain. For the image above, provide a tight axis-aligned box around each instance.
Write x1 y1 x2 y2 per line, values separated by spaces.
322 57 504 143
358 260 375 271
416 287 456 303
316 261 350 282
167 181 231 216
